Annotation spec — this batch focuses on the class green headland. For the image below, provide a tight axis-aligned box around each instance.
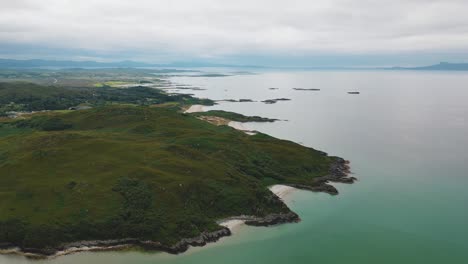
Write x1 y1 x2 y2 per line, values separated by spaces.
0 79 353 257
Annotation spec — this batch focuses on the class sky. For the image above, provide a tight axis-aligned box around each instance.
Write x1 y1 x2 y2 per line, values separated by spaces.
1 0 468 67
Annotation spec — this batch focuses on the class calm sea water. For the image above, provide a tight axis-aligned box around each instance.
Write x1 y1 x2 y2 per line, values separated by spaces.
2 71 468 264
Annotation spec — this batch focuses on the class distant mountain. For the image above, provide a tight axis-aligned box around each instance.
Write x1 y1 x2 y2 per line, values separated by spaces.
0 58 263 69
4 58 467 71
388 62 468 71
0 59 157 68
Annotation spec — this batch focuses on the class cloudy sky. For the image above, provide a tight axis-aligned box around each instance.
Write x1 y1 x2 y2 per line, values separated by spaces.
1 0 468 66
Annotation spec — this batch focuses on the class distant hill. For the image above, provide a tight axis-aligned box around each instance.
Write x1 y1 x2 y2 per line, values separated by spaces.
0 58 158 68
388 62 468 71
4 58 467 71
0 58 261 69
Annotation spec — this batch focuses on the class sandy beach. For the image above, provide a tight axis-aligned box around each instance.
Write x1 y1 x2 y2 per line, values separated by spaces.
228 121 257 135
218 219 246 233
184 105 204 113
185 105 256 135
269 185 297 200
227 121 246 131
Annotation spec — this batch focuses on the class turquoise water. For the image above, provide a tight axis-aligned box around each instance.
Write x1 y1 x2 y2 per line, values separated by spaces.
2 71 468 263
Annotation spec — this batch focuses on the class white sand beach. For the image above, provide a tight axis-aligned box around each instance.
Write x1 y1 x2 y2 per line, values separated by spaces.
184 105 204 113
228 121 256 135
227 121 246 130
218 219 246 233
269 185 297 200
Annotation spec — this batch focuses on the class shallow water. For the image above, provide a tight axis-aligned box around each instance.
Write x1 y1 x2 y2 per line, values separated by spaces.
2 70 468 264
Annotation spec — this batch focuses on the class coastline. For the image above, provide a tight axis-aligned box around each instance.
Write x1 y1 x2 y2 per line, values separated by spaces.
184 104 257 135
0 104 356 259
0 185 300 259
184 104 258 135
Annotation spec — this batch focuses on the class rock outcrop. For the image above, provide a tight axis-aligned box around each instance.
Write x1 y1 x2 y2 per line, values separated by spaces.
244 212 300 226
1 227 232 258
288 158 356 195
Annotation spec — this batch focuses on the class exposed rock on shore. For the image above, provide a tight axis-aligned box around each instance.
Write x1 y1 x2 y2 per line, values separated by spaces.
244 212 300 226
148 228 231 254
1 228 232 258
288 158 355 195
1 211 302 258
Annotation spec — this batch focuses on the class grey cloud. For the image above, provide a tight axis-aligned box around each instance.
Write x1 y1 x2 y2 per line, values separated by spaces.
1 0 467 59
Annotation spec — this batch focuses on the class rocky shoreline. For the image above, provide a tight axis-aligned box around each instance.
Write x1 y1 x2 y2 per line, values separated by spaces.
287 158 356 195
0 212 301 259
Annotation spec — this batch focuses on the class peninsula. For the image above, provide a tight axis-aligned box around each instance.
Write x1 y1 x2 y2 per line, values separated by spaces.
0 80 354 258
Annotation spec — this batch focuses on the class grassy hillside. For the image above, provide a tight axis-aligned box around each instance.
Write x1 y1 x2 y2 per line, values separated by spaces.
0 104 335 251
0 82 213 116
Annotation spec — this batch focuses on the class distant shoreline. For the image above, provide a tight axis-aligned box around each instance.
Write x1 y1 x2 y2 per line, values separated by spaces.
2 58 468 71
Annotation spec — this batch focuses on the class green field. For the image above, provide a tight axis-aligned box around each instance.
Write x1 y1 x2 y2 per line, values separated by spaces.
0 82 213 116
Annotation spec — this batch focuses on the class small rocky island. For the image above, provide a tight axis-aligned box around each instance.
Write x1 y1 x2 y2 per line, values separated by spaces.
261 98 291 104
293 88 320 91
217 99 256 103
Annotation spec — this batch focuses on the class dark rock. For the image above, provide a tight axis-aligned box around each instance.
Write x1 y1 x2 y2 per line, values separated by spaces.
21 247 57 256
293 88 320 91
156 227 231 254
244 212 300 226
285 158 355 195
0 242 13 249
261 98 291 104
262 99 277 104
14 228 232 257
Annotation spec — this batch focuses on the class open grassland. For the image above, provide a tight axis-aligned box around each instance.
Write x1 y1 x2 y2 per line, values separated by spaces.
93 81 133 88
0 68 167 87
0 82 213 116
